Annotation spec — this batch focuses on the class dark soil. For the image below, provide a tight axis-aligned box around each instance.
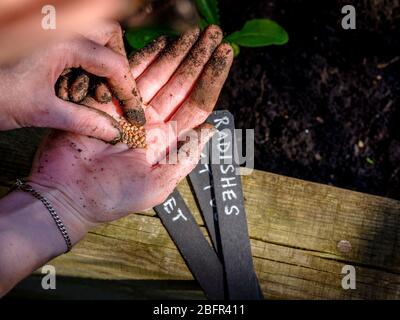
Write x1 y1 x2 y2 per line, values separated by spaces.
217 0 400 199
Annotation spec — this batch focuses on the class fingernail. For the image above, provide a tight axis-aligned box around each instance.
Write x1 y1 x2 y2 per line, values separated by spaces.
124 108 146 126
108 126 123 145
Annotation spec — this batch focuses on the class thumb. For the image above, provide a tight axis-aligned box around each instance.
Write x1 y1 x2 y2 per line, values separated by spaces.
152 123 217 190
39 98 121 143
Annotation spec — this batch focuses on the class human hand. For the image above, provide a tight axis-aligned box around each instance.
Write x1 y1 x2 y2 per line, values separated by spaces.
27 26 233 244
0 21 144 143
0 0 137 64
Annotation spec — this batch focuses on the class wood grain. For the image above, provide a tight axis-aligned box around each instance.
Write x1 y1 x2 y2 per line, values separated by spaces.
1 128 400 299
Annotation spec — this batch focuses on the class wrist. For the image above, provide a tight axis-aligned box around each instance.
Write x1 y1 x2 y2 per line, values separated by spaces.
25 181 92 247
0 185 88 295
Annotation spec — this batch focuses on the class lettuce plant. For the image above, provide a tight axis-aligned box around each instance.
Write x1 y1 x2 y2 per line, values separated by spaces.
126 0 288 56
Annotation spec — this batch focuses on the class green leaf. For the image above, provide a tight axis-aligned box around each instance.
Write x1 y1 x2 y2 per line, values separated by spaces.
126 26 178 50
195 0 220 25
230 42 240 57
225 19 289 47
198 18 209 31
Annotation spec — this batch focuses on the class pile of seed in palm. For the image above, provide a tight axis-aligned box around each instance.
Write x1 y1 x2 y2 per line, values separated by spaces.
119 117 147 149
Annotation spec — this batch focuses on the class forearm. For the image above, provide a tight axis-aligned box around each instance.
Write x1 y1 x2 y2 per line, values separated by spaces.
0 183 88 296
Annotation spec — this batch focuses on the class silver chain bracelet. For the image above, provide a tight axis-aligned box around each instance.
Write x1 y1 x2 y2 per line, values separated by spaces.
15 179 72 253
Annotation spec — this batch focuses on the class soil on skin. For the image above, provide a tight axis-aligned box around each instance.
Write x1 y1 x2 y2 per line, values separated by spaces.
217 0 400 199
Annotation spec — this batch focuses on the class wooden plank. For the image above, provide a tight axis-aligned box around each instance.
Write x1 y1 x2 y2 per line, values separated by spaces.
1 128 400 299
9 275 205 300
